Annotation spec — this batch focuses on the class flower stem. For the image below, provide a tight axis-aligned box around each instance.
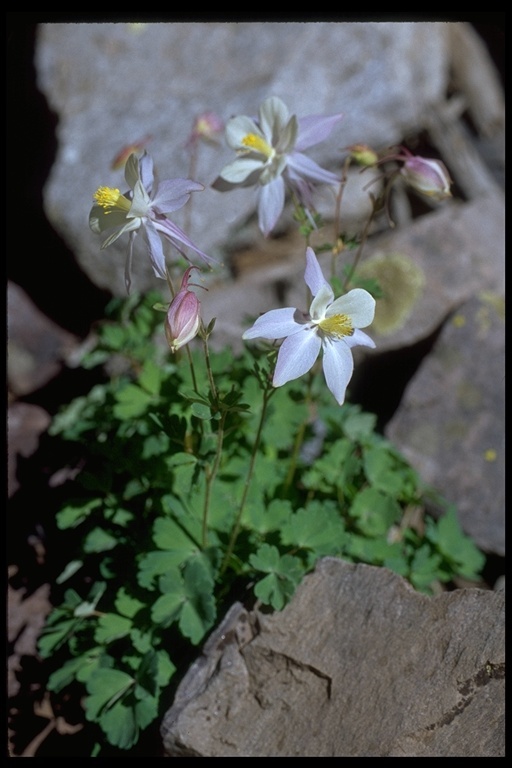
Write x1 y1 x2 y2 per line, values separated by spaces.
201 410 226 549
282 370 313 493
219 385 274 577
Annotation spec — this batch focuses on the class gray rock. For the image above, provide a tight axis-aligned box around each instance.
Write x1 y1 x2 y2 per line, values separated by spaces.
386 292 505 556
35 20 454 295
161 558 504 757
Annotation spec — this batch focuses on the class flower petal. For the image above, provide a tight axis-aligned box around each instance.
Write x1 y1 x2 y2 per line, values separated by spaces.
152 179 204 213
273 329 321 387
243 307 306 340
220 157 264 183
327 288 376 328
153 218 216 266
129 180 152 218
344 328 376 350
304 247 332 300
89 204 129 234
101 218 141 248
143 220 167 279
124 152 141 190
258 177 285 236
259 96 290 142
321 338 354 405
295 112 344 151
138 151 155 194
287 152 340 185
225 115 262 149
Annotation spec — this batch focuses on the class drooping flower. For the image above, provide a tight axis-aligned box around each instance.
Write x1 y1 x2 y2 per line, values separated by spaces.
90 151 214 293
213 96 343 236
400 153 452 201
165 267 203 352
243 247 376 405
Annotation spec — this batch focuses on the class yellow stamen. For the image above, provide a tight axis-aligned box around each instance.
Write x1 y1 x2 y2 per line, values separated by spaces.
240 133 275 159
318 313 354 339
93 186 131 213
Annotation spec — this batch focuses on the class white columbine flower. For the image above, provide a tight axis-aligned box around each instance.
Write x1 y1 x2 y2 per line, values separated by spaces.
90 151 213 292
243 247 376 405
214 96 343 236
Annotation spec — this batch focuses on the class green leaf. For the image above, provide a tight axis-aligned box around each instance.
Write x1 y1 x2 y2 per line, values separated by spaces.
363 445 407 496
349 487 402 536
243 497 293 535
113 384 154 419
85 668 134 722
56 498 102 529
427 507 485 579
280 504 345 556
342 407 377 440
94 613 133 644
138 358 163 396
409 544 443 592
83 527 119 554
115 588 145 619
137 551 184 590
249 544 304 611
152 557 216 643
37 619 79 657
56 560 83 584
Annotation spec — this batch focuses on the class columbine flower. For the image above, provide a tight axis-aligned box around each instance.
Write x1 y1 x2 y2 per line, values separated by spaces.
213 96 343 236
243 247 376 405
165 267 202 352
400 153 452 201
90 151 213 293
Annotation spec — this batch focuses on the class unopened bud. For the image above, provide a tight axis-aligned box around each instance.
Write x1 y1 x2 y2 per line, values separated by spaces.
186 111 224 148
165 268 202 352
400 155 452 201
348 144 379 167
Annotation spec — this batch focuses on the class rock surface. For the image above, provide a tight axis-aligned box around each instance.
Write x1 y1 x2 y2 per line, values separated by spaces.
161 558 505 757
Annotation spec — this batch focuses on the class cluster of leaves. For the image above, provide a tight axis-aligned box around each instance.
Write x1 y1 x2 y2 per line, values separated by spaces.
38 292 485 754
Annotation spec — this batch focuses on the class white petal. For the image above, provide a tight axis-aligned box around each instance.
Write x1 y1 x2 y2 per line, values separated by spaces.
287 152 340 185
259 96 289 141
322 339 354 405
258 177 285 236
143 221 167 279
220 157 264 183
124 152 141 190
304 247 332 301
327 288 376 328
295 112 344 151
225 115 262 149
344 328 376 350
152 179 203 212
243 307 306 340
129 180 152 218
273 329 321 387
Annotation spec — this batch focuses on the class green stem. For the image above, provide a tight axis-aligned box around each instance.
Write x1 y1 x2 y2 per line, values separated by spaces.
201 410 226 549
342 198 377 292
219 386 274 577
282 370 313 493
202 334 218 404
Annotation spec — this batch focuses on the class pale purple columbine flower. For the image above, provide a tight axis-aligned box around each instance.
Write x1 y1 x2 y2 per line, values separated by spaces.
213 96 343 236
165 267 202 352
90 151 214 293
400 153 452 201
243 247 376 405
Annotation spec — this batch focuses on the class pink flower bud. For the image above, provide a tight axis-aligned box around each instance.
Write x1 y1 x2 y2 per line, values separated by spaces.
165 268 202 352
400 155 452 201
186 111 224 148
